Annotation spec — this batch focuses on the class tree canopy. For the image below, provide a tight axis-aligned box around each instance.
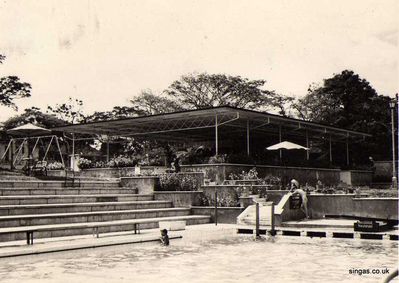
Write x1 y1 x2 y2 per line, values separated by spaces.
87 73 292 121
164 73 291 113
0 55 31 110
130 90 184 116
293 70 395 161
3 107 68 130
47 97 85 124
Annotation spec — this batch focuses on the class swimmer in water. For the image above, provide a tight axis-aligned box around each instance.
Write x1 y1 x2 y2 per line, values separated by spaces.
160 229 170 246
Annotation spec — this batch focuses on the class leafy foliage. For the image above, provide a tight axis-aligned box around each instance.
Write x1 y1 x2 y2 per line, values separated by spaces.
47 161 65 170
293 70 396 160
157 173 201 191
199 189 240 207
165 73 290 113
77 157 93 169
47 97 85 124
3 107 67 130
130 90 184 115
0 55 31 110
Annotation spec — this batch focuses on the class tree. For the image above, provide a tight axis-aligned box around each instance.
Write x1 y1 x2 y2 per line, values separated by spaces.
293 70 395 161
164 73 291 114
3 107 68 130
0 55 31 110
130 89 184 115
86 106 140 122
47 97 85 124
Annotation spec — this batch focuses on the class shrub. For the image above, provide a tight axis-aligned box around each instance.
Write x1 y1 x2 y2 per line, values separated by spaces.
181 147 212 165
46 161 64 170
199 189 240 207
107 155 138 168
157 173 200 191
208 154 227 164
77 158 93 169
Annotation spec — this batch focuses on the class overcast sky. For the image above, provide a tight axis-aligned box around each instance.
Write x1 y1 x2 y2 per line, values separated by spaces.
0 0 398 121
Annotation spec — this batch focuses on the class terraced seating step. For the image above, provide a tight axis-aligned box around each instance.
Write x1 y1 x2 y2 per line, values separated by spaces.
0 207 192 227
0 187 137 196
0 194 153 205
0 200 172 216
0 180 121 188
0 215 211 243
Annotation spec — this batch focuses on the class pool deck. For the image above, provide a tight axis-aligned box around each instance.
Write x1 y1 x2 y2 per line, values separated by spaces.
237 218 399 241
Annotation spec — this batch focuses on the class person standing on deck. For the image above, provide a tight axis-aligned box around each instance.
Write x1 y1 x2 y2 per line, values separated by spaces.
289 179 309 219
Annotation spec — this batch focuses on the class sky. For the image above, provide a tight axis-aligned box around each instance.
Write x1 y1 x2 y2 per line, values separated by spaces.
0 0 398 121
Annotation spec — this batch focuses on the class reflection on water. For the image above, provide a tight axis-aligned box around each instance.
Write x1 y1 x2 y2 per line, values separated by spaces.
0 236 397 283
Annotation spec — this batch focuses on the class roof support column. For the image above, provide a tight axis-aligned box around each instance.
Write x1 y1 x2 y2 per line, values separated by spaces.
10 139 15 170
106 136 110 163
306 130 309 160
246 120 250 156
215 114 219 156
346 138 350 166
329 134 332 163
279 125 282 160
72 134 75 156
71 134 75 171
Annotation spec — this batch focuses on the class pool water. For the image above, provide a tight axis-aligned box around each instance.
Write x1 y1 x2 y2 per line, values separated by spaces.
0 231 397 283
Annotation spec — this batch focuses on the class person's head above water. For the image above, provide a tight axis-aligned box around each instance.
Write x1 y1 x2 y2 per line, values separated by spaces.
290 179 299 191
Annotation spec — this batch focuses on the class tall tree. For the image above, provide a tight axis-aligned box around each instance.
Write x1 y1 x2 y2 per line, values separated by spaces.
0 55 32 110
3 107 67 130
164 73 291 114
293 70 395 160
130 89 184 115
47 97 86 124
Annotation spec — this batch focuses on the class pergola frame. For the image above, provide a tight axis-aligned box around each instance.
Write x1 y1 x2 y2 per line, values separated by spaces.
53 106 371 166
0 135 65 168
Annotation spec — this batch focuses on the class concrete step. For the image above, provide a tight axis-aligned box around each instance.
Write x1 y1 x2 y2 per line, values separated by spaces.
0 176 38 180
0 207 192 227
0 181 121 188
0 215 211 242
0 187 137 196
0 200 172 216
0 194 153 205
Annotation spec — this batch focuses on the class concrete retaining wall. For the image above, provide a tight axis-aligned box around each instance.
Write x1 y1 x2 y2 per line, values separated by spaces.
120 176 160 194
340 170 372 186
182 163 341 186
154 191 203 207
191 207 244 224
47 166 166 179
308 194 398 221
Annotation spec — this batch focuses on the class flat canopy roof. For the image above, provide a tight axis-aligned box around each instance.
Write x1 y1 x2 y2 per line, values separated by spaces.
52 106 371 142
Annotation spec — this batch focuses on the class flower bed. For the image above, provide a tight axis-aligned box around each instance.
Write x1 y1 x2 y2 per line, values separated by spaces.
156 173 202 191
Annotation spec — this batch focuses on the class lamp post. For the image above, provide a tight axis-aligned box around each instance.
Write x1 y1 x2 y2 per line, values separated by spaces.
389 94 398 189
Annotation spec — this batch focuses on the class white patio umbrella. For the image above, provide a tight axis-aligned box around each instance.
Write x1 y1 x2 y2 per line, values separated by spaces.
266 141 309 151
6 123 51 137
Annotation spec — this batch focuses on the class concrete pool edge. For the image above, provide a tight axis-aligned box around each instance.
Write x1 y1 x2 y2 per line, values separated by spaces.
0 234 183 258
237 226 399 241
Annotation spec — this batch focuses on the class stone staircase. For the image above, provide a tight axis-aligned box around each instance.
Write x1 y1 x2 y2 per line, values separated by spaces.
0 171 210 243
0 169 38 181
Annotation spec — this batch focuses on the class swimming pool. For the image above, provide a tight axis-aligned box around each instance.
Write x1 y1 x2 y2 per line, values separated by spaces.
0 225 397 283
